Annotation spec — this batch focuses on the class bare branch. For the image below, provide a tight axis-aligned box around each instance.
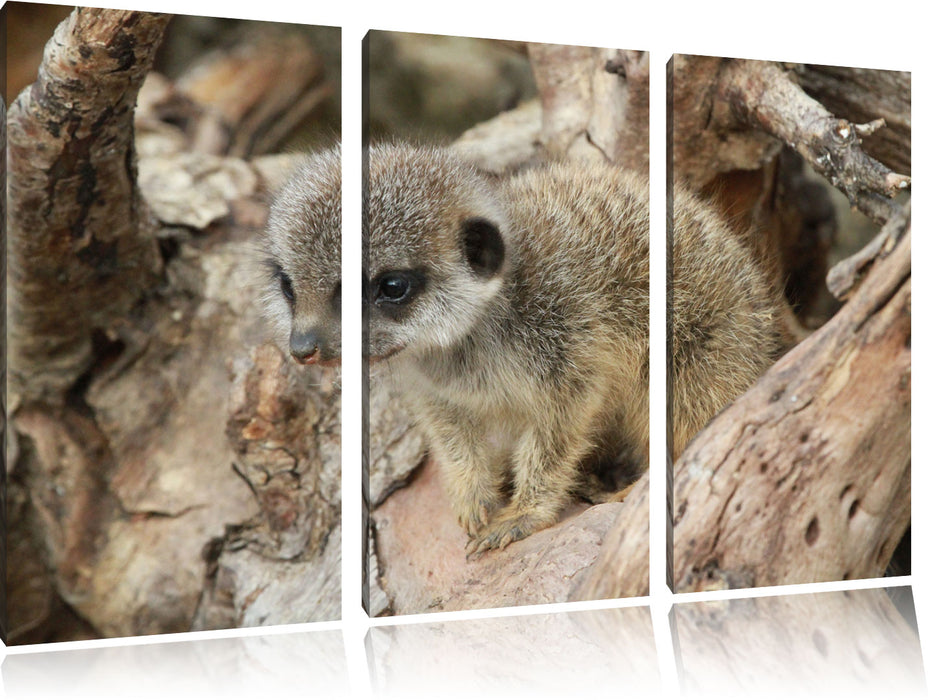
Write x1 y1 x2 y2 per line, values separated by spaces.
827 201 910 301
718 59 910 224
7 9 170 400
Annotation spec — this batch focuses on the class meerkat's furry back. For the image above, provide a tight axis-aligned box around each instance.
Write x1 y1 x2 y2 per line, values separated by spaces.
668 187 787 457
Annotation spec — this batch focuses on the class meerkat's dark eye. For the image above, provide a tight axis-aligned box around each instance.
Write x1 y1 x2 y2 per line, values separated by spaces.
379 275 410 301
373 270 424 305
274 264 295 305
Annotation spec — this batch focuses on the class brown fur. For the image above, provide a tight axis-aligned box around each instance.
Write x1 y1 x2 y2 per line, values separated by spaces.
263 143 786 553
262 146 342 366
668 187 787 457
368 144 649 553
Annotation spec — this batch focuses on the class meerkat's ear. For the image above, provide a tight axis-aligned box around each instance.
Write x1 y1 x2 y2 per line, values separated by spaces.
461 217 505 278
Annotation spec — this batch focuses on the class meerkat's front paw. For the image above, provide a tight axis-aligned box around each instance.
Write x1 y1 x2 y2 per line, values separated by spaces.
464 506 554 558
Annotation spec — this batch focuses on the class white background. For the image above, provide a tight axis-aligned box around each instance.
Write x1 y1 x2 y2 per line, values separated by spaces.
2 1 931 698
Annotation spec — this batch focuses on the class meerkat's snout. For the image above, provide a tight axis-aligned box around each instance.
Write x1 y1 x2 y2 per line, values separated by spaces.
289 323 341 366
290 326 321 364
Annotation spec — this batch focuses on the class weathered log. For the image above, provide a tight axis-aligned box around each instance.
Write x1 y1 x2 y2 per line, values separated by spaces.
669 55 781 191
6 8 342 642
6 9 170 401
669 54 908 330
193 345 341 629
370 457 631 615
570 472 649 601
574 211 909 600
672 219 909 591
528 44 648 173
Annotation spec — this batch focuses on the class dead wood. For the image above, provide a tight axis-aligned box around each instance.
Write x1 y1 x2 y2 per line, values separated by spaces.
144 28 332 158
5 9 341 642
570 472 649 601
669 55 781 191
669 57 908 328
193 345 341 630
794 64 910 175
369 457 631 615
528 44 649 173
7 9 170 401
670 56 910 226
827 201 910 301
718 59 909 224
671 217 909 591
453 45 648 176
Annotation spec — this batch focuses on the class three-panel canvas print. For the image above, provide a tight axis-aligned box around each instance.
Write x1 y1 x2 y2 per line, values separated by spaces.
1 3 919 693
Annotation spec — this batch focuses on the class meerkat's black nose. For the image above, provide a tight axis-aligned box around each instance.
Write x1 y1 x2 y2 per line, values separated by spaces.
290 327 321 365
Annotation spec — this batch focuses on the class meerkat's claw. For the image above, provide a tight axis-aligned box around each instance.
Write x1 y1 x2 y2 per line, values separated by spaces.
464 537 490 560
471 512 539 554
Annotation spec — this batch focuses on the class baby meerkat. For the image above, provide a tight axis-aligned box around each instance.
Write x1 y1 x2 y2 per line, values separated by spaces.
367 143 650 554
263 143 786 555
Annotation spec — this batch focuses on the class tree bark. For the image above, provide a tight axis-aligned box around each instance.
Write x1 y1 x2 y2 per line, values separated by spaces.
5 10 342 643
7 10 169 401
671 219 909 591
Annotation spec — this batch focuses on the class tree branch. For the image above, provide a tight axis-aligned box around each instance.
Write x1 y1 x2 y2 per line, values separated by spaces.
718 59 910 224
7 9 170 400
